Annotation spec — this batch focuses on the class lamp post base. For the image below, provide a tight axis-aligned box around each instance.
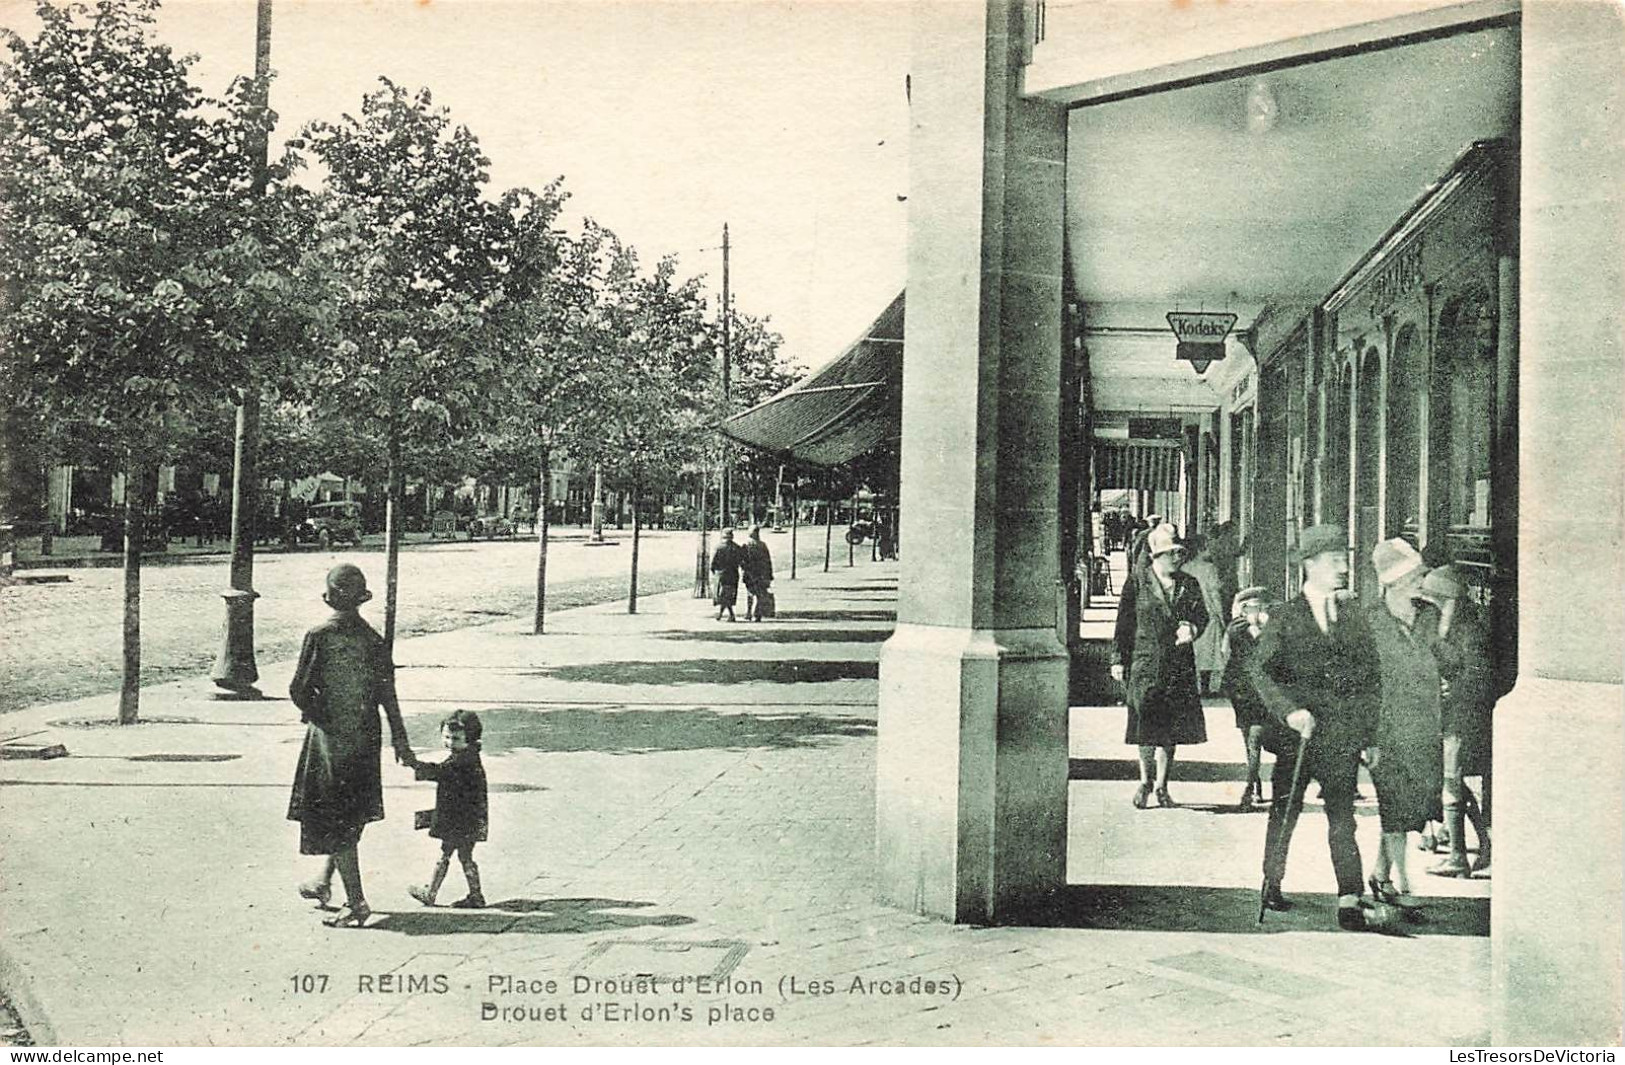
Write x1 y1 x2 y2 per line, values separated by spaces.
210 588 262 696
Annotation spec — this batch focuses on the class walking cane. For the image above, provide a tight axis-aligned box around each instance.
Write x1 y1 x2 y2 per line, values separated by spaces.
1258 729 1311 924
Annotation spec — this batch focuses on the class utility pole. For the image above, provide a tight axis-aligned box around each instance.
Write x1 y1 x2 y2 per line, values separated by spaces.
210 0 271 698
719 222 731 528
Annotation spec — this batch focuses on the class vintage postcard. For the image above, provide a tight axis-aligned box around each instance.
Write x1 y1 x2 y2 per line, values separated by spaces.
0 0 1620 1050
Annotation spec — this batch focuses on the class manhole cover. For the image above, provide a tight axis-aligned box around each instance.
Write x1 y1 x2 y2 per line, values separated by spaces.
50 716 200 729
126 753 241 763
573 939 748 983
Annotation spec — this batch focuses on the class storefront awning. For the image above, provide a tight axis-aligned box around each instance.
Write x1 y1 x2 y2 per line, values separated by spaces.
1093 439 1184 492
719 293 903 468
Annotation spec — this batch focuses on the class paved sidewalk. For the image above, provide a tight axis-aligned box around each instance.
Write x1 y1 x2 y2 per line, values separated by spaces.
0 562 1491 1046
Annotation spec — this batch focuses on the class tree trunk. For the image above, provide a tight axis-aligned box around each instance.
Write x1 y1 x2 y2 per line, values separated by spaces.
628 476 642 614
824 497 833 573
533 445 550 635
118 457 145 724
383 425 403 654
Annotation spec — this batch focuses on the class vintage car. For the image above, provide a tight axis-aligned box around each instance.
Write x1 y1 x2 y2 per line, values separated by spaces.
465 514 515 541
296 501 363 548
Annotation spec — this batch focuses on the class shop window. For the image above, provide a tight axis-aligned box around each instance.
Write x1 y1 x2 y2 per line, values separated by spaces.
1434 293 1497 532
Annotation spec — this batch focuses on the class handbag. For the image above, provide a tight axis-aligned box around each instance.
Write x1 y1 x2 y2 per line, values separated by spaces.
759 589 776 618
414 809 433 831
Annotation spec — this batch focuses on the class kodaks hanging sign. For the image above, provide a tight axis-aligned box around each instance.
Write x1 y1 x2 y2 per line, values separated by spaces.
1166 311 1237 374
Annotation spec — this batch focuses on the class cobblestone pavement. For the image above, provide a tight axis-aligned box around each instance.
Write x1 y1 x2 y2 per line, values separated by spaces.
0 563 1491 1047
0 527 842 716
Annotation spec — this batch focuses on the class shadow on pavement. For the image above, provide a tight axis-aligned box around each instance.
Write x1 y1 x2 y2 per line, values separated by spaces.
529 659 880 685
1015 884 1488 937
813 584 898 592
405 705 876 755
1071 757 1262 783
369 897 695 936
771 609 895 624
650 628 891 644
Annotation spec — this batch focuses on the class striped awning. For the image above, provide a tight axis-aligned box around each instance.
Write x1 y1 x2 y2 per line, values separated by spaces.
719 293 903 468
1093 439 1184 491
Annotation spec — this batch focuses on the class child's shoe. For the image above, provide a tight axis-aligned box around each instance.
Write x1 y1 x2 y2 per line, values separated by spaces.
408 885 438 907
449 893 486 909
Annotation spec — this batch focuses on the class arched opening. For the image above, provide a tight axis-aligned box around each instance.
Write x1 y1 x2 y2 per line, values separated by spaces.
1387 323 1424 544
1354 346 1384 600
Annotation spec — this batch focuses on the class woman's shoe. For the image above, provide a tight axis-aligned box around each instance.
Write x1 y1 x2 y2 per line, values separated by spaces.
408 885 438 906
322 902 372 928
297 879 333 909
1239 783 1258 809
1368 875 1399 904
1132 783 1153 810
1155 786 1177 809
450 893 486 909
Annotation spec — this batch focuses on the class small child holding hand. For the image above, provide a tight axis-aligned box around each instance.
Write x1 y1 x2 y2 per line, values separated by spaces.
406 709 489 908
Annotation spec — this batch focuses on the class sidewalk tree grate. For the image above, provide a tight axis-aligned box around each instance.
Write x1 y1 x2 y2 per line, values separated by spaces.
50 716 200 729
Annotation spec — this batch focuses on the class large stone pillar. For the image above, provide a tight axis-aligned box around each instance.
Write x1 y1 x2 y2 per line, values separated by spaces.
1493 0 1625 1044
876 0 1069 924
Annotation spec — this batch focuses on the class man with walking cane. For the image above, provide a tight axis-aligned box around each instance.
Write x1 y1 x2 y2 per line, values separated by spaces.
1249 524 1384 931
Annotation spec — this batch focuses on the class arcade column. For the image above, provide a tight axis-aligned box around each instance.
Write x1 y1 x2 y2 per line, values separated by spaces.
1494 0 1625 1044
876 0 1069 923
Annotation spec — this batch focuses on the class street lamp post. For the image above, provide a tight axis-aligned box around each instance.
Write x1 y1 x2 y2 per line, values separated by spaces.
210 0 272 699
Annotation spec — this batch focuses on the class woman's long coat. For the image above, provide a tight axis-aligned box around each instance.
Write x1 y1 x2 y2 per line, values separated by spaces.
1114 566 1210 746
286 610 400 855
1367 601 1445 833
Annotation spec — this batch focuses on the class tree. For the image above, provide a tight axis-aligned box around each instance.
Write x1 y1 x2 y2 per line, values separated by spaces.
297 78 508 649
0 0 320 722
579 236 714 614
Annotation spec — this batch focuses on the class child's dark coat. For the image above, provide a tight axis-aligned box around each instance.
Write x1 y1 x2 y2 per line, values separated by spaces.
413 746 488 843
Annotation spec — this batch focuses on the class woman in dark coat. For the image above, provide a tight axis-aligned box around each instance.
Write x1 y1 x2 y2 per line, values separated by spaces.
1365 539 1443 920
1112 524 1210 808
1422 565 1495 876
288 563 413 928
710 527 743 622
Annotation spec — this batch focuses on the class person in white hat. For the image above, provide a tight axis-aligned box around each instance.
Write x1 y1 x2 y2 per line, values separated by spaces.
1363 537 1443 921
1111 523 1210 809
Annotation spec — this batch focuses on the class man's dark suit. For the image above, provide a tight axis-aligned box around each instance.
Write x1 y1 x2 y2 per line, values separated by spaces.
1248 592 1382 897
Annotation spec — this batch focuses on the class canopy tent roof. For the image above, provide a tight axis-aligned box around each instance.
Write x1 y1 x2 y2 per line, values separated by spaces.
719 292 903 468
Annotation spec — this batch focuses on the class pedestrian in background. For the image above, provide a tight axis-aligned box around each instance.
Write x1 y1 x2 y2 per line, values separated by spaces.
288 563 413 928
1249 524 1383 930
1422 564 1495 877
742 525 775 622
1182 535 1228 695
1223 585 1277 809
710 527 743 622
1365 537 1443 922
406 709 489 909
1112 523 1209 809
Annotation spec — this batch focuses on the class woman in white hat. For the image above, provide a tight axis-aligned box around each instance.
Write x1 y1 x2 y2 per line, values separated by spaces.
1112 523 1210 808
1364 537 1444 920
